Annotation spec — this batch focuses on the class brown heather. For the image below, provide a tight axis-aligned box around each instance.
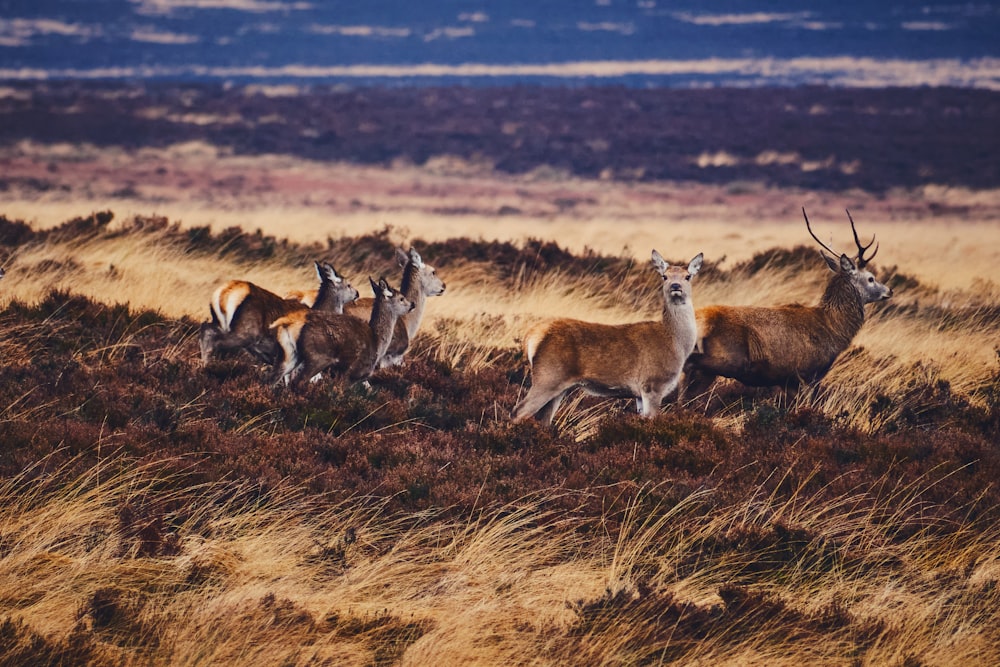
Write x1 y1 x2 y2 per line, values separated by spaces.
0 213 998 665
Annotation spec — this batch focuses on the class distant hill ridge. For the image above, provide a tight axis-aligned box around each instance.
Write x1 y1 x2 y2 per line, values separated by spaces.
2 83 999 191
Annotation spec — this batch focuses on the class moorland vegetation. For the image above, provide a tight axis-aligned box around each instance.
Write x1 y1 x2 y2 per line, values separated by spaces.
0 210 998 664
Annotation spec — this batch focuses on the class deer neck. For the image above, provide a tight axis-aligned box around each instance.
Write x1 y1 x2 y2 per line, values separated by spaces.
819 272 866 346
369 299 403 362
311 283 344 314
399 264 427 338
661 297 698 355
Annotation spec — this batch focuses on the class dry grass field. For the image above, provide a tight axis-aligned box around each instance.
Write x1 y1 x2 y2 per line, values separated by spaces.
0 185 997 664
1 85 999 665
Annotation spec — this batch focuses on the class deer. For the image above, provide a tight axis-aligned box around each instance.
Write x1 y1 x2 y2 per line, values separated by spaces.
271 276 414 388
199 261 358 367
512 250 703 424
682 208 893 400
288 247 446 367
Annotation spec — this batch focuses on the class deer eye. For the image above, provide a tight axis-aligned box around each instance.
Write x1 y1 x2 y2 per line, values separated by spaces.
685 274 691 281
868 277 874 283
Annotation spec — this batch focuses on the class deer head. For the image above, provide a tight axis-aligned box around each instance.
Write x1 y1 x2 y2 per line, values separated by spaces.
651 250 703 305
804 208 892 304
397 247 446 298
370 276 416 317
314 260 359 309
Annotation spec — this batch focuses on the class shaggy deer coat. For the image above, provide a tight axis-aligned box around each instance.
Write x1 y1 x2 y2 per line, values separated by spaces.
290 248 446 367
277 277 414 387
199 262 357 366
512 251 703 423
684 210 892 394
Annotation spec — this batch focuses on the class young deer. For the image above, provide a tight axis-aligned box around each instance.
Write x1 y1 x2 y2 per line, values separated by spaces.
289 248 445 367
274 277 414 388
683 209 892 397
199 262 358 366
512 251 703 423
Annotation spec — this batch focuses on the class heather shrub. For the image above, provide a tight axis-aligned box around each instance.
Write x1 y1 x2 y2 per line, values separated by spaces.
0 213 997 663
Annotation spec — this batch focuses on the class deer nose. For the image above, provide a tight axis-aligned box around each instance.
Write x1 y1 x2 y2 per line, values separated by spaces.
669 282 683 292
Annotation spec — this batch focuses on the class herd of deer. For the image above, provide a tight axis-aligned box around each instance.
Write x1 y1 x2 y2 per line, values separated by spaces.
198 210 892 424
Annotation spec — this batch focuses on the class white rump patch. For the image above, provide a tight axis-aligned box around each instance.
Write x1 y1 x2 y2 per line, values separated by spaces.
211 282 249 332
524 324 549 366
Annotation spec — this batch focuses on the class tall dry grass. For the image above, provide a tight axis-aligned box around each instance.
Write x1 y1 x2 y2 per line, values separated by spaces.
0 211 998 663
3 457 998 665
1 213 997 432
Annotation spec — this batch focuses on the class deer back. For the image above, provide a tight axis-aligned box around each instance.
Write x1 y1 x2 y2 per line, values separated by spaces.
526 318 692 391
212 280 303 336
689 210 892 387
298 311 376 377
516 251 701 420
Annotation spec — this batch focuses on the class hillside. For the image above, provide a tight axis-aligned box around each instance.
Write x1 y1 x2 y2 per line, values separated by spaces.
0 211 998 664
3 83 1000 192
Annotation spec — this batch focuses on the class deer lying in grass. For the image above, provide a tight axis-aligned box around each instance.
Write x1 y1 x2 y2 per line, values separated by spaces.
199 262 358 366
288 247 446 367
271 277 414 387
512 251 703 423
682 209 892 399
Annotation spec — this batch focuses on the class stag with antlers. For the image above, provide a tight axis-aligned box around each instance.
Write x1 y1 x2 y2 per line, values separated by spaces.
682 209 892 399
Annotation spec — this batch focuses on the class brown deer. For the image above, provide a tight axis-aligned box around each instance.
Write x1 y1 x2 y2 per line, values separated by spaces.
273 277 414 387
512 250 703 423
199 262 358 366
289 247 446 367
683 209 892 398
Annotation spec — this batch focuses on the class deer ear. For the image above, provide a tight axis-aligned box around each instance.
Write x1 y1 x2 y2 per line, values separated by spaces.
820 252 839 272
650 249 668 275
324 262 343 283
396 247 409 267
839 253 856 273
368 276 380 294
314 261 323 280
378 277 394 297
409 247 423 267
688 253 703 276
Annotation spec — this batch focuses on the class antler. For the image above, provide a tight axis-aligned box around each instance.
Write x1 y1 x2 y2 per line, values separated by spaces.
802 207 839 258
845 209 878 268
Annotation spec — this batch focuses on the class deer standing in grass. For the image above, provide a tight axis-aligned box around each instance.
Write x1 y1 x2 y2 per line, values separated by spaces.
272 277 414 387
682 209 892 399
288 247 446 367
199 262 358 366
512 250 703 423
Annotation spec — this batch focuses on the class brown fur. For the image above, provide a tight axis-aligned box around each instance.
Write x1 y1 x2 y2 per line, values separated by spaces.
281 277 414 387
338 247 446 367
684 245 892 395
199 280 305 366
201 262 357 367
512 252 702 423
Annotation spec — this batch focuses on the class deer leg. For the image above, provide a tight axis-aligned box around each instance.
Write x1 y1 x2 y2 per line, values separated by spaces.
639 388 664 418
292 356 326 390
269 355 299 386
198 323 219 365
535 392 566 425
679 367 717 404
640 375 679 418
512 383 566 423
199 324 257 365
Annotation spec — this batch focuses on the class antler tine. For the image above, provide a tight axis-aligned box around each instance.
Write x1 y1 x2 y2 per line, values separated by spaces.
802 207 839 258
845 209 878 267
